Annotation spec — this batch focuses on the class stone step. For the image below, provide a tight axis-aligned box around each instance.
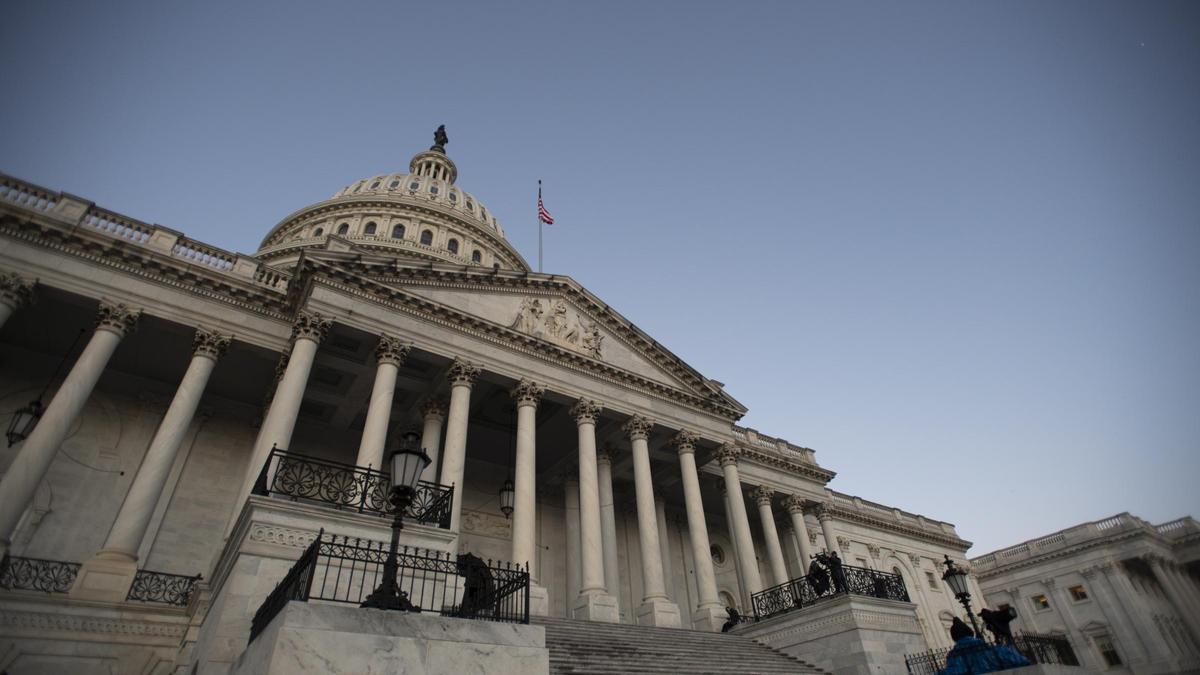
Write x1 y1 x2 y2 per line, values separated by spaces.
535 617 827 675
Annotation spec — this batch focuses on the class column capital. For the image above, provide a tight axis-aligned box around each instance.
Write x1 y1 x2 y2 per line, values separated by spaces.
784 494 807 514
447 358 480 387
1042 577 1057 589
622 414 653 441
1081 567 1097 580
596 444 616 465
669 429 698 455
908 552 922 568
291 310 331 343
715 442 740 467
812 501 833 521
95 301 141 337
0 272 36 309
511 379 544 407
1095 560 1115 575
836 536 851 553
192 328 231 361
867 543 881 559
374 334 411 366
750 485 774 507
421 396 448 421
569 398 602 425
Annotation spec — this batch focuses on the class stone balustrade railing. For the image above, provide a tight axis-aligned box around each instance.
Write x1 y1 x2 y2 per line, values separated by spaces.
971 512 1176 573
1156 517 1199 538
822 489 962 542
0 173 290 293
732 425 817 464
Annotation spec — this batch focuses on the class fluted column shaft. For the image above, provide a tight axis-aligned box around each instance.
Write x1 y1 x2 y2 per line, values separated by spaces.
0 273 36 330
785 496 814 574
511 380 543 580
565 477 582 602
596 446 620 600
625 417 667 602
0 302 140 553
752 486 789 586
354 336 409 470
1083 566 1147 664
716 444 763 595
816 505 839 554
439 359 479 533
101 329 229 559
673 431 721 610
572 399 607 597
418 399 447 483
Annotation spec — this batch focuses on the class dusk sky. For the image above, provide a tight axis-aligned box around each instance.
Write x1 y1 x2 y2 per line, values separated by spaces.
2 1 1197 555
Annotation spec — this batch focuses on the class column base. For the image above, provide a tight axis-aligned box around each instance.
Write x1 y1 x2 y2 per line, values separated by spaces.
529 582 550 617
572 590 619 623
70 549 138 602
690 604 728 632
636 597 682 628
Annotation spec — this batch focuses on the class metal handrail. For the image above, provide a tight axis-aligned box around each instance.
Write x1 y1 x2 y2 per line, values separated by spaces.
751 563 909 620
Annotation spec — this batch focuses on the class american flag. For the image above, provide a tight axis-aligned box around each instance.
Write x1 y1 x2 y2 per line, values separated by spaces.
538 182 555 225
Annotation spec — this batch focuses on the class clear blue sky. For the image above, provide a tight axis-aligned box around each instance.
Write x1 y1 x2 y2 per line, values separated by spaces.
3 1 1197 555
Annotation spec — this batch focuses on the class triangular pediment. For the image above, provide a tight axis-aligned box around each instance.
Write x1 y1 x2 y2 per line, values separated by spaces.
292 251 747 419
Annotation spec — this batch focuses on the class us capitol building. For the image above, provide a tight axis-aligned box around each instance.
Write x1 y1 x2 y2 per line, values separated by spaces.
0 129 1166 674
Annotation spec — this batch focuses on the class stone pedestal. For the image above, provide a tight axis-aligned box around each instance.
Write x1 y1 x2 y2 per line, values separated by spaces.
636 598 682 628
690 605 728 632
738 594 926 675
529 582 550 617
572 591 619 623
69 549 138 602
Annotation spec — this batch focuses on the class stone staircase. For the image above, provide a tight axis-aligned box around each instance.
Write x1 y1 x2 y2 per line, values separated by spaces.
535 616 828 674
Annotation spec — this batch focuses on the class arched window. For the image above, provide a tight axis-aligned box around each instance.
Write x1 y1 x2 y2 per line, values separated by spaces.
392 224 405 239
409 181 420 190
420 230 433 246
370 180 381 189
449 191 458 202
447 238 459 254
429 185 439 195
337 223 350 235
471 250 482 263
364 221 377 235
313 227 324 237
389 179 400 188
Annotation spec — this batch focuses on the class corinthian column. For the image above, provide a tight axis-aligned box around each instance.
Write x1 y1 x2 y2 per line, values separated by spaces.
0 272 36 329
751 486 789 586
814 502 839 554
570 398 618 623
439 358 478 533
0 301 140 556
596 444 621 604
672 430 725 631
717 443 763 596
784 495 814 574
510 379 543 578
418 397 447 482
623 415 681 627
74 328 229 601
354 335 410 470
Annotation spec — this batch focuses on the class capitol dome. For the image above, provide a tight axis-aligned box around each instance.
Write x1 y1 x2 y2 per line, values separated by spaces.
254 129 530 272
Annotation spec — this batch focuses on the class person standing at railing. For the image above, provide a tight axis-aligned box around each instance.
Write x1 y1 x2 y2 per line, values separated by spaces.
828 551 847 593
938 617 1030 675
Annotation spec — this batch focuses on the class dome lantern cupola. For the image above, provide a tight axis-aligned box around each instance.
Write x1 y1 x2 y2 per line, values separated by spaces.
409 124 457 183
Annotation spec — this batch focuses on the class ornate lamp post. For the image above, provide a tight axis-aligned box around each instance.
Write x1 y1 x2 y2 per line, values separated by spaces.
942 554 982 636
499 478 515 519
361 430 431 611
6 400 42 447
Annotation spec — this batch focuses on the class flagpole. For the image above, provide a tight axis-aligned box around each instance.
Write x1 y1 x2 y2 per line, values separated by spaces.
538 180 543 273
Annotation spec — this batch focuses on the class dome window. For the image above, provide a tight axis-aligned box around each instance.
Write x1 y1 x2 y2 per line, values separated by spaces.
429 185 439 195
449 191 458 202
337 223 350 235
390 179 400 188
447 238 459 254
410 181 420 190
364 221 377 235
420 230 433 246
392 224 405 238
466 199 474 211
313 227 324 237
370 180 381 189
471 250 482 263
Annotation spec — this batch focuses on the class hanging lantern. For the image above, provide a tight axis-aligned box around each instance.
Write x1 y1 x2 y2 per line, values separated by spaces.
7 400 42 447
499 478 515 519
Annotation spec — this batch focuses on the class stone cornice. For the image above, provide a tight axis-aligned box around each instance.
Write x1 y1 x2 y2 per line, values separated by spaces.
823 503 971 551
970 527 1170 580
734 446 837 483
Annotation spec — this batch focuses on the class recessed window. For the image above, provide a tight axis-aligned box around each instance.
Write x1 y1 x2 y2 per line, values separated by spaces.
710 545 725 565
420 230 433 246
313 227 324 237
471 250 482 263
480 208 487 220
429 185 439 194
337 223 350 235
389 179 400 188
447 238 459 254
449 191 458 202
392 224 405 238
364 221 377 235
1094 634 1122 667
410 181 420 190
466 199 474 211
370 180 381 189
1068 585 1088 602
925 571 938 589
1031 594 1050 611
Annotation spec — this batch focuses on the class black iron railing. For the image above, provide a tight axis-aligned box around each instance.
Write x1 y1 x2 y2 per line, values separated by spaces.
752 564 909 620
126 570 202 607
905 632 1080 674
0 555 80 593
250 530 530 642
252 448 454 529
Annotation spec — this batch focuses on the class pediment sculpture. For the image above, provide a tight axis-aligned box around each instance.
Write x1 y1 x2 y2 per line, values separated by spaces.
510 298 603 359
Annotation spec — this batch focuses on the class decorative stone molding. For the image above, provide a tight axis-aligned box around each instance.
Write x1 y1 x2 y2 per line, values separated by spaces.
248 523 320 549
808 531 819 546
0 271 36 309
461 508 512 539
421 396 448 420
510 297 604 359
812 502 833 521
670 429 698 455
273 351 290 382
836 536 851 553
374 334 411 366
192 327 231 360
784 494 807 514
447 357 480 387
569 398 602 425
291 310 331 343
511 378 544 407
95 300 141 337
622 414 653 441
1095 561 1114 575
867 543 881 559
908 552 922 568
715 442 740 467
596 444 615 465
1081 567 1096 579
750 485 774 507
0 610 188 639
1042 578 1057 589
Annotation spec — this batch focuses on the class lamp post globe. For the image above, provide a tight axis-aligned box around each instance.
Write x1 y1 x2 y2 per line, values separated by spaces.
942 555 982 636
6 399 42 447
361 431 431 611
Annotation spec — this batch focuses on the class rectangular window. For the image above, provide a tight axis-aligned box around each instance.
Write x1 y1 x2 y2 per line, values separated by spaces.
1094 635 1122 666
926 571 938 590
1069 585 1089 602
1031 594 1050 611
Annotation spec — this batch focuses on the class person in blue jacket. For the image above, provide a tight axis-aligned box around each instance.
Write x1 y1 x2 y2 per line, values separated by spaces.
938 617 1031 674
